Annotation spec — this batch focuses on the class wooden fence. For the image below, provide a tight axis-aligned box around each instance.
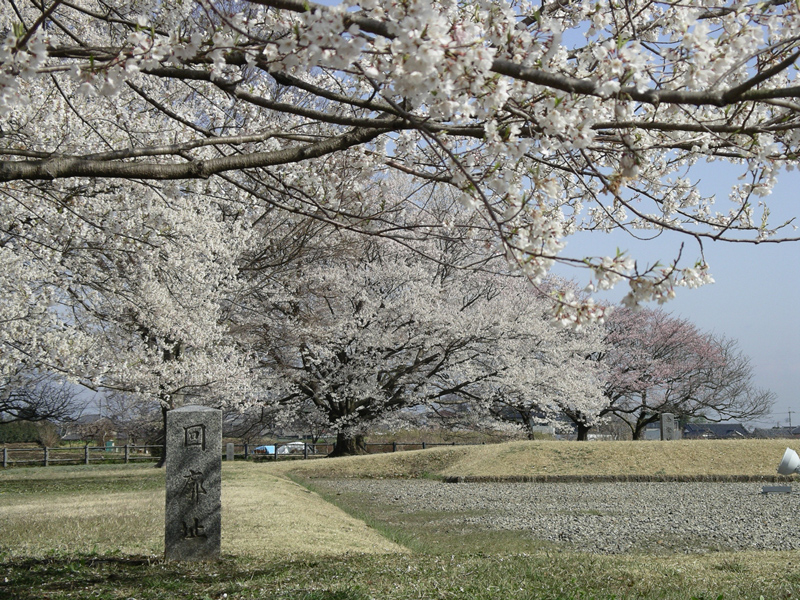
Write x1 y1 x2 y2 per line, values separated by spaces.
1 444 162 467
0 440 477 468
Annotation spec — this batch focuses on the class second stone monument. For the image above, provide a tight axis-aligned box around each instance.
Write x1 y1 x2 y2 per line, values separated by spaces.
165 405 222 561
660 412 677 441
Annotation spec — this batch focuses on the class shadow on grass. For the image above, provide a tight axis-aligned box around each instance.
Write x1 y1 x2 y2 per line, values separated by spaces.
1 554 308 600
0 553 390 600
4 549 800 600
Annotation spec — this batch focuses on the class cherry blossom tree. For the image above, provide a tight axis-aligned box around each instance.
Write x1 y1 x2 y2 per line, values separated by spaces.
655 334 775 430
597 308 721 440
478 283 607 439
252 237 605 455
3 0 800 304
1 174 257 462
2 0 800 436
420 276 609 440
564 307 774 440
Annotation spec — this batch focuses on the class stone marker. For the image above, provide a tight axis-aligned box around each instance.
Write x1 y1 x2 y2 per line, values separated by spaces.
660 413 677 441
226 442 234 462
165 405 222 561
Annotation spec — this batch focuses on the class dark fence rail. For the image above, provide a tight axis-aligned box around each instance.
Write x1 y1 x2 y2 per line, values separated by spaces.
1 440 480 468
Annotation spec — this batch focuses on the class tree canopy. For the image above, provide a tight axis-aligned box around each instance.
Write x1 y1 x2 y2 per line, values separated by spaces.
3 1 799 275
1 0 793 438
251 236 606 453
564 307 775 440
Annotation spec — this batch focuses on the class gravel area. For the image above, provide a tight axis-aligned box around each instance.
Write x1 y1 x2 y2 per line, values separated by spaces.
317 479 800 554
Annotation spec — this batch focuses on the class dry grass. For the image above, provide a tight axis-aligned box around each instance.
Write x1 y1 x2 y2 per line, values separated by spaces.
0 464 164 558
0 463 405 560
2 438 793 561
0 490 165 557
274 438 798 479
222 463 405 557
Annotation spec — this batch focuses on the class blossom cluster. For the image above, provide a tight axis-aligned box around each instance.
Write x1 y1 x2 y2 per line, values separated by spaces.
254 235 608 435
0 0 798 421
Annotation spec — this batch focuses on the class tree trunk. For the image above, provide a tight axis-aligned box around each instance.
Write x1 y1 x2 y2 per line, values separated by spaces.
632 408 660 440
520 413 536 440
329 432 368 457
575 421 591 441
632 420 648 440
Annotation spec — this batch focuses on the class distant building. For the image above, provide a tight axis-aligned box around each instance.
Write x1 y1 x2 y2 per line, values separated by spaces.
682 423 749 439
751 426 800 439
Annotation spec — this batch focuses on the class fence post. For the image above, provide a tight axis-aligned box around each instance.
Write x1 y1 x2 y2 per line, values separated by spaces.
85 444 90 465
2 447 7 468
303 443 308 459
124 444 130 464
44 446 49 467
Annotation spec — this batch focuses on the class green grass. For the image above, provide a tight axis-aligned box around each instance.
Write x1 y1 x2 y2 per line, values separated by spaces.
4 550 800 599
3 440 800 599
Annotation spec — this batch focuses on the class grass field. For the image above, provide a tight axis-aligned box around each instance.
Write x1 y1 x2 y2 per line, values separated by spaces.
273 438 799 480
1 439 799 599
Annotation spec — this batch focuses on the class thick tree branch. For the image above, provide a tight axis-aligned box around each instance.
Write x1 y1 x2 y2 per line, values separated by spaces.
0 125 392 181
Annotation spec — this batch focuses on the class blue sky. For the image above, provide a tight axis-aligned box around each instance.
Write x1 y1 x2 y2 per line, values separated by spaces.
555 165 800 429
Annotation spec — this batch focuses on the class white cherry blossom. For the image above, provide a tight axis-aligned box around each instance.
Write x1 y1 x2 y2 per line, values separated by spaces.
1 0 799 414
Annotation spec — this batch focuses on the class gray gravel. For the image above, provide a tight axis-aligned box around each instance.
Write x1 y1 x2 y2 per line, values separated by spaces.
318 479 800 554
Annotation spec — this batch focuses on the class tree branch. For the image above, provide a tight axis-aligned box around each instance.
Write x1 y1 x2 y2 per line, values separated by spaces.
0 125 392 181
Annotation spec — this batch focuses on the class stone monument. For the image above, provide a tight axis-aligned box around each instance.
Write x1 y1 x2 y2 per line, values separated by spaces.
226 442 234 461
165 405 222 561
660 412 677 441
